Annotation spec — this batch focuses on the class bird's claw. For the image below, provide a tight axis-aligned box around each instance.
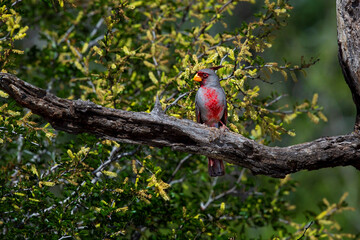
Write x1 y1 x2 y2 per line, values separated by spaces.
220 124 229 132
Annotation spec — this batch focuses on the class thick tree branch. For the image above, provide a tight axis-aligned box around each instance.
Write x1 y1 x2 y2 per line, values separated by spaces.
1 73 360 178
336 0 360 131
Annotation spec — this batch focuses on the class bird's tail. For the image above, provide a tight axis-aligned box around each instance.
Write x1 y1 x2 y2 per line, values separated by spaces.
208 158 225 177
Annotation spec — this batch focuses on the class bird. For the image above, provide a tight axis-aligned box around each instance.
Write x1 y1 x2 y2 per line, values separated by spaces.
193 66 227 177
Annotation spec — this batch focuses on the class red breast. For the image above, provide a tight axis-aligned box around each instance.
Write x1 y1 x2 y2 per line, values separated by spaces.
201 86 224 123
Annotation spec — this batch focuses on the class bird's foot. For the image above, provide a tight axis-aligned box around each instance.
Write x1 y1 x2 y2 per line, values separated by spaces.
220 123 229 132
220 121 230 132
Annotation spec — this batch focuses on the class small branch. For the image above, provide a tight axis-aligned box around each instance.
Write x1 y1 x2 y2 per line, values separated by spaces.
219 52 230 66
164 92 190 113
92 147 138 176
165 92 177 102
169 176 186 186
176 2 193 31
88 35 105 48
243 60 319 72
200 177 218 210
193 0 234 42
0 32 10 41
59 235 72 240
168 154 192 182
59 25 75 44
200 169 245 210
66 39 83 59
264 94 288 107
16 134 23 163
196 36 236 60
11 0 23 7
220 47 239 81
90 18 104 38
212 169 244 201
169 170 199 186
24 146 136 221
297 221 313 240
149 30 161 78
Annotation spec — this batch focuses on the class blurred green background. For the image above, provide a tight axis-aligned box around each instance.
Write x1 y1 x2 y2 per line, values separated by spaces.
227 0 359 235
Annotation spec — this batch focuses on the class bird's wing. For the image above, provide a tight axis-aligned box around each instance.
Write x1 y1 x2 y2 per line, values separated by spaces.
195 90 204 124
221 104 227 126
221 92 227 126
195 99 203 124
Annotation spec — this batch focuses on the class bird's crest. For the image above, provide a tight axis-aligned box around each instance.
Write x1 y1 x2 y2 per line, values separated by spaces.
209 66 224 71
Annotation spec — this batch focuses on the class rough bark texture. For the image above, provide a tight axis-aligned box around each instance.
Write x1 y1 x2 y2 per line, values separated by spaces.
337 0 360 131
1 73 360 178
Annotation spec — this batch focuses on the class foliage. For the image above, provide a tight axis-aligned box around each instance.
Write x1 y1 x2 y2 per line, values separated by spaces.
0 0 355 239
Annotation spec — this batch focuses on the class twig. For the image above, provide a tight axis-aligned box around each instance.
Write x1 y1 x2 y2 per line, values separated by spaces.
92 146 139 176
219 215 244 220
16 134 23 163
193 0 235 42
27 194 72 219
0 32 10 41
59 25 75 44
59 235 72 240
243 59 320 72
88 35 105 48
169 176 186 186
164 92 190 113
169 169 199 186
11 0 22 7
90 18 104 38
253 105 321 115
66 39 83 59
25 146 137 222
297 221 313 240
200 169 245 210
200 177 218 210
196 36 236 60
176 2 193 31
264 94 288 107
165 92 177 102
219 52 230 66
220 48 239 81
168 154 192 182
151 30 161 78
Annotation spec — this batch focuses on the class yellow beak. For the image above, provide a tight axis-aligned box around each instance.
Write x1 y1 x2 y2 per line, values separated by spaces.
193 73 202 82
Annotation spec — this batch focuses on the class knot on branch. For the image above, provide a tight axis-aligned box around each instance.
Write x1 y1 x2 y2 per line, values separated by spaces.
151 95 165 116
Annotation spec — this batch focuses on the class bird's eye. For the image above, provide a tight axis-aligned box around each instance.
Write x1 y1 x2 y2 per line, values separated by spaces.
203 73 208 78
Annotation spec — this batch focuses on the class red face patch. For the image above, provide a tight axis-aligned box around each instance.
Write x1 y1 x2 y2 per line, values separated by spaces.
197 72 209 86
198 72 209 79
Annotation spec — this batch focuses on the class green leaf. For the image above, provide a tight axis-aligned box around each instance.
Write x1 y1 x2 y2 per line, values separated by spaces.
148 72 158 84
